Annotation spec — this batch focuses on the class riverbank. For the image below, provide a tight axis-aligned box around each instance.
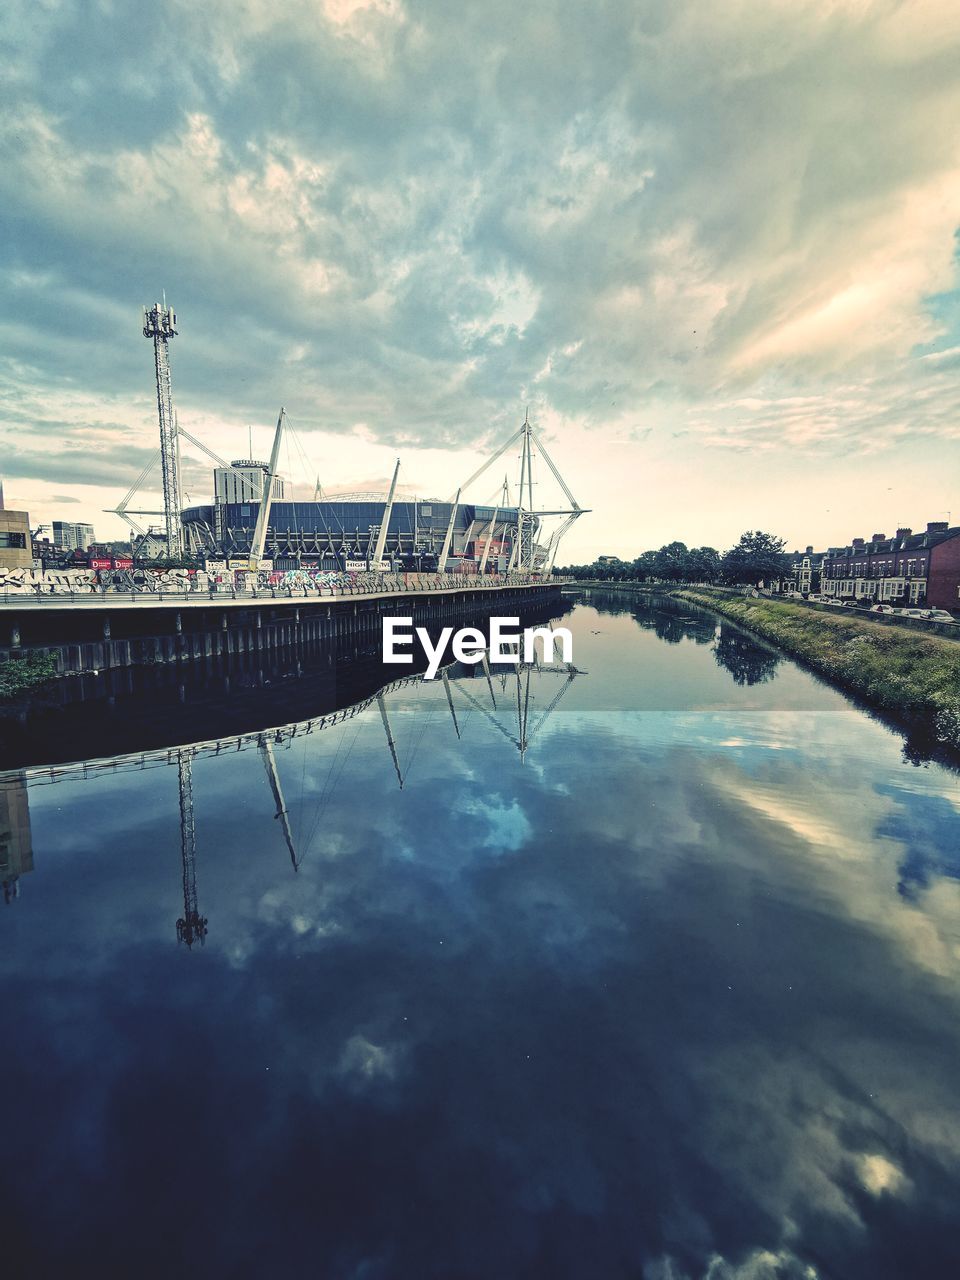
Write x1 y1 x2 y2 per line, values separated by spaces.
0 652 58 701
672 588 960 749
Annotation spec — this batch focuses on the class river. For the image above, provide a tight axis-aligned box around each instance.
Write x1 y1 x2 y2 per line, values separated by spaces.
2 592 959 1278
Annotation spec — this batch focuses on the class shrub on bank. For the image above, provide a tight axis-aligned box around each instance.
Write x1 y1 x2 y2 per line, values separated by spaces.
673 589 960 748
0 652 58 700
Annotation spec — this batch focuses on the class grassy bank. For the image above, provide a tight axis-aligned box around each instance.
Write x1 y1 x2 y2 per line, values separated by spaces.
0 652 59 701
672 588 960 749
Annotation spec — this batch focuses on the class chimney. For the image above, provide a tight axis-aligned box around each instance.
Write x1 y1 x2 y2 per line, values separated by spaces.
805 545 813 554
895 527 912 539
852 538 865 548
926 521 949 533
871 533 885 542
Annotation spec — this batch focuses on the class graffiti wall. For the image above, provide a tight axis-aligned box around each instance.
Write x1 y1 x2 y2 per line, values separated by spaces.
0 565 543 598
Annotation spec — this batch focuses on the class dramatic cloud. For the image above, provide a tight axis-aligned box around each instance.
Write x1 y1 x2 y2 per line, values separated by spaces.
2 0 959 554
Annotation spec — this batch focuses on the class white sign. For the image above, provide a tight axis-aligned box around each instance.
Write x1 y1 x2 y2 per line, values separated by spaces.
205 559 226 572
383 616 574 680
345 559 367 572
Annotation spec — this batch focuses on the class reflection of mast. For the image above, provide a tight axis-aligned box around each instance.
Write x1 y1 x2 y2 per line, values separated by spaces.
176 750 208 948
441 671 461 739
449 660 582 760
517 666 532 759
480 653 497 708
377 692 404 789
259 735 299 871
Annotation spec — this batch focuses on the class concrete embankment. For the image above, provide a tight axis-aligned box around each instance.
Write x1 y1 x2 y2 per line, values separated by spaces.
0 580 562 692
672 588 960 750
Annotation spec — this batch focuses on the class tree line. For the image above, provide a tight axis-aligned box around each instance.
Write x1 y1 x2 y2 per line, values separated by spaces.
556 531 789 586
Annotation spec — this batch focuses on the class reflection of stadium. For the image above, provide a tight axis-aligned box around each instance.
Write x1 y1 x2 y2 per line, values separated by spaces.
8 634 582 941
0 774 33 904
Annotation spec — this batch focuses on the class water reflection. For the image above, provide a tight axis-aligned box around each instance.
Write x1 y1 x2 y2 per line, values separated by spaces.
713 627 781 687
0 774 32 903
3 598 960 1279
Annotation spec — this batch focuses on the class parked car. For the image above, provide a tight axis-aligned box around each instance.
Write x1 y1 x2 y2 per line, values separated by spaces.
899 608 927 618
824 599 844 607
927 609 956 622
869 604 896 613
841 601 859 608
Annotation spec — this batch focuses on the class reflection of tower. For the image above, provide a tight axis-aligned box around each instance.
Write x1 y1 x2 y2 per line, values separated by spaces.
175 751 207 948
377 692 405 789
0 774 33 905
259 735 299 870
142 300 182 559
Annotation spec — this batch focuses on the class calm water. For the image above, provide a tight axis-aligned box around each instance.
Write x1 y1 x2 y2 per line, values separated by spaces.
2 593 960 1279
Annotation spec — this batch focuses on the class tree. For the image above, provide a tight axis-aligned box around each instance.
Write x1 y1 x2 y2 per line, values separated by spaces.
720 531 788 586
688 546 721 583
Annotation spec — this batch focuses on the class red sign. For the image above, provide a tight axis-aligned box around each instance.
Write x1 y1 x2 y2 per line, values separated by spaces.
90 558 112 570
113 557 133 569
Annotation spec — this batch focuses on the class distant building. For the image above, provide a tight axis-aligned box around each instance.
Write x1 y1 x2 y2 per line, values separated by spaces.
819 522 960 610
0 775 33 905
0 482 33 569
781 546 824 595
597 555 621 565
213 460 287 506
52 520 95 551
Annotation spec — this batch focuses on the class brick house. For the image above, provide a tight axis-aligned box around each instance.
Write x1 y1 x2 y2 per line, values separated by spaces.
819 522 960 610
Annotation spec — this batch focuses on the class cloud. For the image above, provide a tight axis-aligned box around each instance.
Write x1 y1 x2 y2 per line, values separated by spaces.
2 0 960 554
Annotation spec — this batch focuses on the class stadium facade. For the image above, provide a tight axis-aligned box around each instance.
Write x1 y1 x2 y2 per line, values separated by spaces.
181 460 536 572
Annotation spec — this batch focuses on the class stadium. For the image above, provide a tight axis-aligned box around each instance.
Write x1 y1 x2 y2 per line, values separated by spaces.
181 471 533 573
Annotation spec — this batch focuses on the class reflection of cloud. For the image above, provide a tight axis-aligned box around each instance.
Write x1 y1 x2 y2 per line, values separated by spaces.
339 1034 398 1082
645 1247 819 1279
858 1153 907 1198
462 796 531 852
8 658 960 1276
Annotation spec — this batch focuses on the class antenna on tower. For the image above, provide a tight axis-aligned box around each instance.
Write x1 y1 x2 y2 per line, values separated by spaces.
142 299 182 558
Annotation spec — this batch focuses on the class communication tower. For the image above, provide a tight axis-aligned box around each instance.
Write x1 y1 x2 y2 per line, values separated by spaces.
142 300 183 558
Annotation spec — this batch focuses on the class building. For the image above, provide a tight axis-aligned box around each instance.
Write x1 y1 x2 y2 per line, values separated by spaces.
0 482 33 569
213 460 287 505
0 775 33 905
781 547 824 596
52 520 95 551
819 522 960 610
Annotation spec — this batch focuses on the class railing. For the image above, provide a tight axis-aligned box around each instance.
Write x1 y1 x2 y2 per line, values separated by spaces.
0 572 562 607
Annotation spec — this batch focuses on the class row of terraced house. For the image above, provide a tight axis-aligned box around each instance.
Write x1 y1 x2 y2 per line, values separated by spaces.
781 521 960 611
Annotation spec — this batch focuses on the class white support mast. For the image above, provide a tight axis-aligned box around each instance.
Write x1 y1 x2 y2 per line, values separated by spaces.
478 506 499 574
371 458 400 570
439 487 460 572
249 407 285 568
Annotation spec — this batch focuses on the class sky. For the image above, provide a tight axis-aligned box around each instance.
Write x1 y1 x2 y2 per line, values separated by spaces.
2 0 960 562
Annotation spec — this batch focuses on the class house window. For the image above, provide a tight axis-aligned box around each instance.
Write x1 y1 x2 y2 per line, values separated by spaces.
0 532 27 549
